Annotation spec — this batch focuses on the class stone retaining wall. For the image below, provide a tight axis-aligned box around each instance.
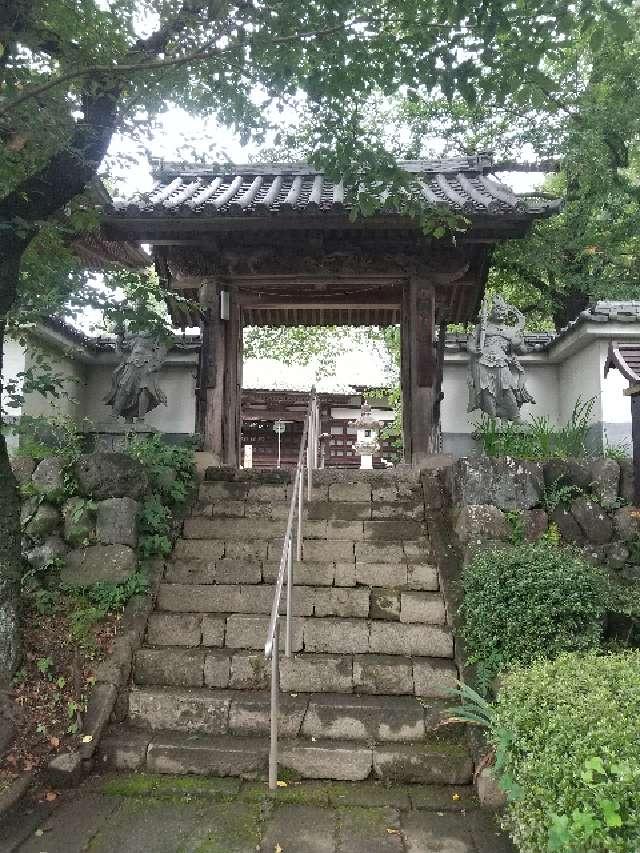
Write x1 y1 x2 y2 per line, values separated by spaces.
15 452 149 586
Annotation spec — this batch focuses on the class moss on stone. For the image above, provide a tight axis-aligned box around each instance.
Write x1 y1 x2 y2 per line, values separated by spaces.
101 772 240 801
190 802 263 852
239 780 331 807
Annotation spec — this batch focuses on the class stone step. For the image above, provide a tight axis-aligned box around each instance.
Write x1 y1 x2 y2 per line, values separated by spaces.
153 585 445 623
127 687 451 742
173 537 434 564
194 499 426 522
133 648 457 696
141 613 452 657
164 558 439 591
182 517 425 543
100 727 473 784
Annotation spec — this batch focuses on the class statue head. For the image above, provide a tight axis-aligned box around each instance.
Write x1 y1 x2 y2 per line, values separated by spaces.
490 295 509 323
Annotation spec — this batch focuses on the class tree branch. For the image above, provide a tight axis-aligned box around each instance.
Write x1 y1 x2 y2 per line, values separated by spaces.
0 20 360 117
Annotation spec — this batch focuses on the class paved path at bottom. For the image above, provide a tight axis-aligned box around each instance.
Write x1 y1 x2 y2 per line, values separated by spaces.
0 773 515 853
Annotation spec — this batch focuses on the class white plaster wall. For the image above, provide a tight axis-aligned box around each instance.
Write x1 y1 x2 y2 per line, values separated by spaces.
22 342 86 421
1 335 26 416
558 341 604 425
81 362 197 434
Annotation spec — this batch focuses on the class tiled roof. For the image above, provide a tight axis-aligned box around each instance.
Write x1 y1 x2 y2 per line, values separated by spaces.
110 154 560 220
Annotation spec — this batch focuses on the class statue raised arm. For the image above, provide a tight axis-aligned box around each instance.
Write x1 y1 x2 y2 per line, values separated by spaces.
105 332 168 422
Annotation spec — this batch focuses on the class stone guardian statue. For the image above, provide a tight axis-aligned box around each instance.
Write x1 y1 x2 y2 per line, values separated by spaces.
105 332 168 421
467 295 535 421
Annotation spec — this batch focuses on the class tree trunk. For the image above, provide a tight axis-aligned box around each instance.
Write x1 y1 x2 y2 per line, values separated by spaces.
0 257 22 681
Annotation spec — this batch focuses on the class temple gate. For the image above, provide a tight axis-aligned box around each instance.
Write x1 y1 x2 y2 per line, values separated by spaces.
103 154 557 466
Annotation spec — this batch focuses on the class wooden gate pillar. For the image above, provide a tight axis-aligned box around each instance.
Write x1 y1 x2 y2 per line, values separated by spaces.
198 282 242 466
401 277 438 466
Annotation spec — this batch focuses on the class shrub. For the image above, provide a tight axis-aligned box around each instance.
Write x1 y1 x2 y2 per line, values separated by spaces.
494 652 640 853
459 541 607 688
126 434 195 508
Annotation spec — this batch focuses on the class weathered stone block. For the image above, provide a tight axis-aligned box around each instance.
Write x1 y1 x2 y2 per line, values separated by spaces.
225 615 304 651
61 544 137 585
454 505 509 544
74 452 148 499
80 683 117 758
304 540 354 562
280 586 316 617
620 459 635 504
476 767 507 808
62 497 96 546
25 535 68 569
24 503 61 539
183 517 283 540
199 481 249 501
96 497 138 547
205 499 245 517
329 482 372 502
363 520 422 541
369 622 453 658
47 750 84 788
550 506 585 544
324 520 363 541
228 540 270 561
134 648 205 687
454 457 543 510
202 615 226 646
373 743 472 784
370 589 400 621
412 658 458 699
204 651 231 687
98 729 149 770
406 564 439 591
11 455 36 485
372 500 423 520
157 583 241 613
570 497 613 544
164 560 216 585
31 457 65 494
230 694 307 738
303 618 369 654
355 562 407 588
279 740 373 781
352 655 413 694
280 654 353 693
400 592 446 625
521 508 548 542
215 560 262 584
263 560 334 586
302 695 424 742
589 458 620 508
308 501 371 521
128 688 230 734
173 539 225 560
314 587 370 618
146 733 267 777
613 506 640 541
247 483 288 502
334 562 357 587
543 459 592 490
229 651 270 689
356 542 405 563
147 613 202 647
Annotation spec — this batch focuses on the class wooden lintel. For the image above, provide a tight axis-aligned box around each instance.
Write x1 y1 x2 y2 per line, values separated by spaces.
624 383 640 397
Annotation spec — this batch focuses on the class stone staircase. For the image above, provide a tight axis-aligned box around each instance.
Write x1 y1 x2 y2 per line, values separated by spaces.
101 470 472 785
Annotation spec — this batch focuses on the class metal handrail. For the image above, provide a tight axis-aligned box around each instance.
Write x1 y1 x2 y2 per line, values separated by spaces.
264 387 318 790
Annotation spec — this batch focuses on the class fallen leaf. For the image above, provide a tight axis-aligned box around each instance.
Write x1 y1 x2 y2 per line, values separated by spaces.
452 792 461 801
49 736 60 749
276 780 288 788
275 845 283 853
386 828 401 834
45 791 58 802
35 829 44 837
81 735 93 743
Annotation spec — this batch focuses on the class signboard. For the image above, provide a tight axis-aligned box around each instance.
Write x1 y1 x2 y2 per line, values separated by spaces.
273 420 286 434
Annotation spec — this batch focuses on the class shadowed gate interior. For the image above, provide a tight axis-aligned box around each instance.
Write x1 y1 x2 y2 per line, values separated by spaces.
102 155 557 466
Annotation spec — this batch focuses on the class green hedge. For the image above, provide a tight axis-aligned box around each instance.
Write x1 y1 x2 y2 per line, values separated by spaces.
494 652 640 853
459 542 608 688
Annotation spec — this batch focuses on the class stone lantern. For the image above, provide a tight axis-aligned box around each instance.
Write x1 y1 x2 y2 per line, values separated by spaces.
349 401 384 470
